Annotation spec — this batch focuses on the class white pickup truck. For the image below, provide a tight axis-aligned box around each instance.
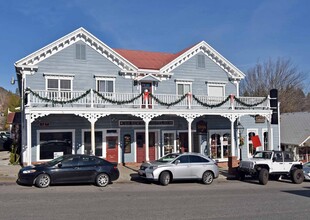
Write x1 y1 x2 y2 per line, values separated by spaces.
238 150 304 185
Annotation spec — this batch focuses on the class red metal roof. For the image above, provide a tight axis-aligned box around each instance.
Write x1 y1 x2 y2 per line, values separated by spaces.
114 49 177 70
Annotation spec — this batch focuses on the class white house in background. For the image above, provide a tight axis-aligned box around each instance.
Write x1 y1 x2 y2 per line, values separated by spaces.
281 112 310 162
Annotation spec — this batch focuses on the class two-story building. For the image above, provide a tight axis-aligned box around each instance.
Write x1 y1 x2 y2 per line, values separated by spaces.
14 27 280 166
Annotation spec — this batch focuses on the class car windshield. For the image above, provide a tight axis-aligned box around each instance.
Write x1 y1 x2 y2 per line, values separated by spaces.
156 153 180 162
253 152 272 159
46 155 66 166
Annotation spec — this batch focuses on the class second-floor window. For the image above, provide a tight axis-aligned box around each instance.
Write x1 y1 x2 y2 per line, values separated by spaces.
47 78 72 100
176 80 192 96
97 79 115 94
206 81 226 97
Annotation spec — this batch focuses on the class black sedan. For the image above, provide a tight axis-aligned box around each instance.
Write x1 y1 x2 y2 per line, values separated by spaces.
17 154 120 188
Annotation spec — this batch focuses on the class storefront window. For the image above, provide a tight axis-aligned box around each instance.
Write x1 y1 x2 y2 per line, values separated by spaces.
211 134 221 159
164 133 175 155
84 131 102 156
39 132 72 160
223 133 231 158
263 131 268 151
248 132 256 156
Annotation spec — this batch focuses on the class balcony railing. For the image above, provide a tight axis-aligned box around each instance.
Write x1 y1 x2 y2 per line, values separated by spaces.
25 89 270 111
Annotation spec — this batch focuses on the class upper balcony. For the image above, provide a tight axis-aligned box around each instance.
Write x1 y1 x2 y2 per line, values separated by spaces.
25 89 270 111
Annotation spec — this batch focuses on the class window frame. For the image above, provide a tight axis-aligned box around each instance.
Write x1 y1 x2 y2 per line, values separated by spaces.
36 129 75 161
206 81 226 97
175 79 193 96
95 76 116 94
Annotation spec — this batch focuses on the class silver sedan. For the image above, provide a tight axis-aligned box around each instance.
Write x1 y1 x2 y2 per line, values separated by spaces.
142 152 219 186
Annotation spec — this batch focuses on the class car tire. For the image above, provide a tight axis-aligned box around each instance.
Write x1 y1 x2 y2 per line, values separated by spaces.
35 174 50 188
96 173 110 187
258 168 269 185
202 171 214 185
159 171 170 186
291 169 304 184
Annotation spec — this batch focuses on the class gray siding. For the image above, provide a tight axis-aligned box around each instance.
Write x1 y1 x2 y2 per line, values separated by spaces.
26 41 133 93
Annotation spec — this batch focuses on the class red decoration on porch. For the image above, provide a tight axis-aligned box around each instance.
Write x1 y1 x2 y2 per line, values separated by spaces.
251 135 262 149
143 90 149 101
230 94 235 103
187 92 192 101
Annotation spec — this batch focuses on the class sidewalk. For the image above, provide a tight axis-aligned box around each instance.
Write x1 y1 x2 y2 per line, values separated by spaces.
0 151 235 184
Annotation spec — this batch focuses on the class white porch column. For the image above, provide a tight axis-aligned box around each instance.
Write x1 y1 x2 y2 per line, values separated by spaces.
131 113 160 162
188 119 193 152
267 119 272 150
177 113 202 153
26 113 32 165
230 119 235 156
145 120 150 162
91 121 95 155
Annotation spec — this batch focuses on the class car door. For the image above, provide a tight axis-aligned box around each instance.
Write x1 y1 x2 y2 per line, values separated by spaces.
188 155 209 178
171 155 191 179
271 151 284 172
77 155 99 182
50 156 80 183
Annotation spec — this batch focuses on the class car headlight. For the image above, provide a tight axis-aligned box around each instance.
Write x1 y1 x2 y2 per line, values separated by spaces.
22 169 36 174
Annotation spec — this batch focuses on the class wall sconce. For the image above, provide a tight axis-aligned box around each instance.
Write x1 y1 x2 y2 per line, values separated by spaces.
11 76 17 85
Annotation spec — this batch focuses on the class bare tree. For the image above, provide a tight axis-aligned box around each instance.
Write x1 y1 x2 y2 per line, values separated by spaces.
240 58 307 113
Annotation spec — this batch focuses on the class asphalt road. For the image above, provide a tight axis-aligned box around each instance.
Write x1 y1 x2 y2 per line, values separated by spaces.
0 179 309 220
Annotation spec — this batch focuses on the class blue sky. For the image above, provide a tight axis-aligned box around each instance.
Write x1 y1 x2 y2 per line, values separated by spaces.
1 0 309 93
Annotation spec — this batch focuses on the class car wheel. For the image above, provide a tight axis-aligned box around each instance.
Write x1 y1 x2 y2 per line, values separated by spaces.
291 169 304 184
202 171 214 185
35 174 50 188
96 173 110 187
258 168 269 185
159 171 170 186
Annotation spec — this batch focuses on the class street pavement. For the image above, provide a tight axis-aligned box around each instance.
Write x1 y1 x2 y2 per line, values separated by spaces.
0 151 233 185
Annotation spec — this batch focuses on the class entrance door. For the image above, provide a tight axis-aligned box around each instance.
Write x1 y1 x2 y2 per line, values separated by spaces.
106 136 118 163
136 132 156 163
141 82 152 108
179 132 188 153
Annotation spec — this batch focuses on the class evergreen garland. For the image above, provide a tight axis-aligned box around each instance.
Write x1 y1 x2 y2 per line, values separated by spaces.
234 96 268 107
93 90 143 104
192 95 231 108
149 93 188 107
25 87 269 108
26 88 91 105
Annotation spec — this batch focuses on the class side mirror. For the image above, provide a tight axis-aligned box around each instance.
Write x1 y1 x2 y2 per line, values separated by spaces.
57 163 62 168
272 158 276 162
175 160 180 165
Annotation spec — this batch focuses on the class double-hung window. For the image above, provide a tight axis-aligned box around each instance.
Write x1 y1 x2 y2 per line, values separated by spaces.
95 76 115 97
45 74 74 100
176 79 192 96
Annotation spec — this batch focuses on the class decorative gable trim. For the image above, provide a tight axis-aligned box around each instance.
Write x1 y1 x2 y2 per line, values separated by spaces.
160 41 245 80
15 28 138 72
